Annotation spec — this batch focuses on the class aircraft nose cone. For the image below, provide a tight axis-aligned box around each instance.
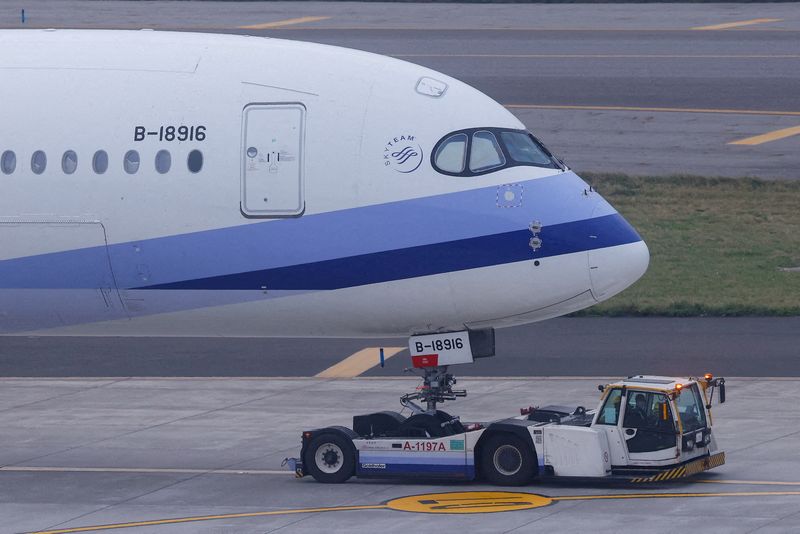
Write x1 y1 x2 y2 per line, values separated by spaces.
588 239 650 302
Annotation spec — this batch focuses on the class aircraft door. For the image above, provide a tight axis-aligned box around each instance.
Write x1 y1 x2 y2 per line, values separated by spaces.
620 390 678 461
241 103 305 217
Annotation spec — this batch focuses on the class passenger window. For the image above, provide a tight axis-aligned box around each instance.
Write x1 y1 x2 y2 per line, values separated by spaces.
434 133 467 173
123 150 140 174
31 151 47 175
155 150 171 174
500 131 553 166
469 131 505 172
1 150 16 174
596 388 622 425
62 150 78 175
93 150 108 174
187 149 203 173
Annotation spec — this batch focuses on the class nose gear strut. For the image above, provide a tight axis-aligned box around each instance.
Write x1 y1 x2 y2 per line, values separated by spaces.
401 365 467 414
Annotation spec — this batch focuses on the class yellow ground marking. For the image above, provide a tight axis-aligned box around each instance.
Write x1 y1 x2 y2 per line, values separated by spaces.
234 25 796 33
239 16 331 30
392 53 800 59
29 505 389 534
728 125 800 146
552 491 800 501
696 479 800 486
386 491 553 514
692 18 783 31
315 346 405 378
504 104 800 117
0 466 289 475
26 490 800 533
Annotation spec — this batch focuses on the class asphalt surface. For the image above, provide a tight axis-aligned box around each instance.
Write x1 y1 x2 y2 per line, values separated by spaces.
3 377 800 534
1 2 799 178
3 317 799 377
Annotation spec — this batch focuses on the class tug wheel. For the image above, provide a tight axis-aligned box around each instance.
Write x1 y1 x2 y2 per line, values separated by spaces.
305 433 355 483
480 434 535 486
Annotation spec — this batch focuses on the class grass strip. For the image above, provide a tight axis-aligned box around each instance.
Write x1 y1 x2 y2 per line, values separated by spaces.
576 173 800 316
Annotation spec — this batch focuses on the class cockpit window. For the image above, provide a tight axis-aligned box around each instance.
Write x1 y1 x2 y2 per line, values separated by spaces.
434 133 467 173
431 127 561 176
469 131 505 173
501 131 553 167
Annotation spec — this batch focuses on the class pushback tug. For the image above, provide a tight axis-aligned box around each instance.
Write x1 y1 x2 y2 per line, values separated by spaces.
287 330 726 485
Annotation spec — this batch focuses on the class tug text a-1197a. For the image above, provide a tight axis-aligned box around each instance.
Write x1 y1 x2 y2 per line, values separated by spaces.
286 330 727 485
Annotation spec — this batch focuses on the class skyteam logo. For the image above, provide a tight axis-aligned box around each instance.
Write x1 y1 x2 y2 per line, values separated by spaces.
384 134 423 174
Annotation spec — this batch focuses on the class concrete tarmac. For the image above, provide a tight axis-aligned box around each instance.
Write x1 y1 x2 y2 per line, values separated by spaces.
1 2 799 178
2 376 799 534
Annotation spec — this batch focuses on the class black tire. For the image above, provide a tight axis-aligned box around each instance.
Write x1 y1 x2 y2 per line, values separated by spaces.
479 434 536 486
304 433 355 483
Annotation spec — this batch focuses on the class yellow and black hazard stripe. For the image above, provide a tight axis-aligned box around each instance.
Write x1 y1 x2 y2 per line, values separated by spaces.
630 452 725 483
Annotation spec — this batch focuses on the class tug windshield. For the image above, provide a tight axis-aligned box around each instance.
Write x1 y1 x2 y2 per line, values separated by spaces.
676 384 708 432
433 127 561 176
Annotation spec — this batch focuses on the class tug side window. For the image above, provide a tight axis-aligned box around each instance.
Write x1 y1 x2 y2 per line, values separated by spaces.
596 388 622 425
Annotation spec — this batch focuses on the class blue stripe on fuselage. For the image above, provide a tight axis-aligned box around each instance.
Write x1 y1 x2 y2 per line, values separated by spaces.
0 172 639 291
140 213 640 290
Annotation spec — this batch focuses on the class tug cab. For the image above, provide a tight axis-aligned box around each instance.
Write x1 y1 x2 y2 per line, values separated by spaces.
588 375 725 477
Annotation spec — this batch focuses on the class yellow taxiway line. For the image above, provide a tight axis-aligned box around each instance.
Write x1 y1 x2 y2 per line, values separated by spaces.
30 505 389 534
728 125 800 145
692 18 783 31
504 104 800 117
393 53 800 59
241 25 797 33
26 489 800 533
696 479 800 486
0 466 289 475
239 16 331 30
552 491 800 502
315 346 405 378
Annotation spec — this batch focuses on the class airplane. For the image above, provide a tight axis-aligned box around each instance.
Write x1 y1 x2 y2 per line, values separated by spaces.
0 29 649 340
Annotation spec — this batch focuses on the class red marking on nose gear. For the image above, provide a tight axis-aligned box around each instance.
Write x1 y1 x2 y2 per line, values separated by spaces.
412 354 439 368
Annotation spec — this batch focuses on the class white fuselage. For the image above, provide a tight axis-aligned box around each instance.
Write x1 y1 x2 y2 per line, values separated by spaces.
0 30 648 337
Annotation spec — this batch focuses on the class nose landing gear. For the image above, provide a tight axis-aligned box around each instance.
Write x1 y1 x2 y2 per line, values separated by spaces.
400 365 466 414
